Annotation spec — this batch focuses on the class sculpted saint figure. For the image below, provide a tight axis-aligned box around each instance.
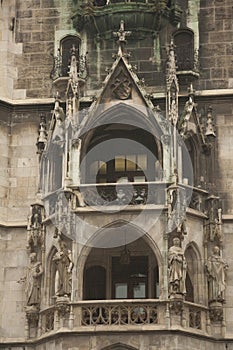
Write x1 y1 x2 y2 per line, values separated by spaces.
25 252 43 306
206 246 228 302
53 240 74 297
168 237 187 296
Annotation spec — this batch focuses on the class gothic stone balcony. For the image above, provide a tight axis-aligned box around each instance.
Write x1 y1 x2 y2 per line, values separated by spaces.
72 1 182 38
39 299 209 336
43 181 209 217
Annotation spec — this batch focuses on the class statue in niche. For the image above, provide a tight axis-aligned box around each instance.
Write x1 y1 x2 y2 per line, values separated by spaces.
168 237 187 296
53 239 74 297
27 204 43 252
206 246 228 302
25 252 43 306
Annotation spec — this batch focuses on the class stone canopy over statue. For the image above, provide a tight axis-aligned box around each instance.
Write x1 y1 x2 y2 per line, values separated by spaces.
206 246 228 302
168 237 187 297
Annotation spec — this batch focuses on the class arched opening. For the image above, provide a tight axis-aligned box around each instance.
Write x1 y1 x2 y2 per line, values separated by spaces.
41 143 62 193
60 35 80 77
47 246 58 305
101 344 138 350
173 28 194 71
81 123 162 184
82 229 160 300
185 243 202 304
182 136 197 186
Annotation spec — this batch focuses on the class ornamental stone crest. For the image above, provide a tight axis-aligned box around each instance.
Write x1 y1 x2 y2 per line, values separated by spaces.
111 70 132 100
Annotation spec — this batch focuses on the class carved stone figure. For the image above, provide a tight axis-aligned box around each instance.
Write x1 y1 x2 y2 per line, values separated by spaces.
53 239 74 297
27 203 44 252
168 237 187 296
206 246 228 302
25 253 43 306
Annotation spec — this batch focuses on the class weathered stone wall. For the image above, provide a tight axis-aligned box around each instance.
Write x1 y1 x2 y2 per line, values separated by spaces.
198 0 233 90
0 227 27 340
6 111 39 222
3 0 74 99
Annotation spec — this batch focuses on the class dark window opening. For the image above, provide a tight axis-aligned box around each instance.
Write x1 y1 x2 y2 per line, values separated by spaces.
154 264 159 299
84 266 106 300
185 273 194 302
173 29 194 71
93 0 107 5
182 138 196 186
112 256 148 299
60 36 80 77
83 124 162 184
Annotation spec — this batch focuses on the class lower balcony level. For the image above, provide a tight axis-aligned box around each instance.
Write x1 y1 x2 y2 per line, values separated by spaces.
39 299 211 337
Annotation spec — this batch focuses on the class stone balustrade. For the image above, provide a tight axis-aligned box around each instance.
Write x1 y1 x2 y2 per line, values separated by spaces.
39 299 209 336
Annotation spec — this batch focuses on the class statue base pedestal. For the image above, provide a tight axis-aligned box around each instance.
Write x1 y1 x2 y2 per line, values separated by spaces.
209 301 223 323
55 295 70 328
25 305 39 339
169 293 184 301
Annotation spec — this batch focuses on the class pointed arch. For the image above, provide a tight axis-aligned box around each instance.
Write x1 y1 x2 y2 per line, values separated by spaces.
185 241 203 304
78 103 163 184
77 220 162 300
101 343 138 350
46 245 58 305
59 35 81 77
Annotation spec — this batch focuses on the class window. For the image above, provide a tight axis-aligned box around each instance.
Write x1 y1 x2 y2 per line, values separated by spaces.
112 256 148 299
89 154 148 183
173 29 194 71
60 36 80 77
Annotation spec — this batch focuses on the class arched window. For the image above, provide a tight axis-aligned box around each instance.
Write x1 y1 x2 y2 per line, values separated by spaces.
173 28 194 71
185 244 202 304
60 35 80 76
48 246 58 305
83 123 161 184
182 137 196 186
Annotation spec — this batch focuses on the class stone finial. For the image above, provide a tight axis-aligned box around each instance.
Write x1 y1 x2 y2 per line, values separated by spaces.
166 39 179 126
166 39 177 83
113 20 131 57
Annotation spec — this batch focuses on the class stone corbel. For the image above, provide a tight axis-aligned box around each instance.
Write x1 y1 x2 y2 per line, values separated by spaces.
25 305 40 339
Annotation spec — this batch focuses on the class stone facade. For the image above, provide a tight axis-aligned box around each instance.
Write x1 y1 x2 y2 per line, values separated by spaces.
0 0 233 349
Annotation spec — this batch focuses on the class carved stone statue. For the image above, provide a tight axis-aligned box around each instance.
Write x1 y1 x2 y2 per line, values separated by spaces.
53 239 74 297
168 237 187 296
25 253 43 306
206 246 228 302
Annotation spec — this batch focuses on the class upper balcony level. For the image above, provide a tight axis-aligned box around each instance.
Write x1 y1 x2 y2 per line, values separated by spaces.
72 0 182 37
